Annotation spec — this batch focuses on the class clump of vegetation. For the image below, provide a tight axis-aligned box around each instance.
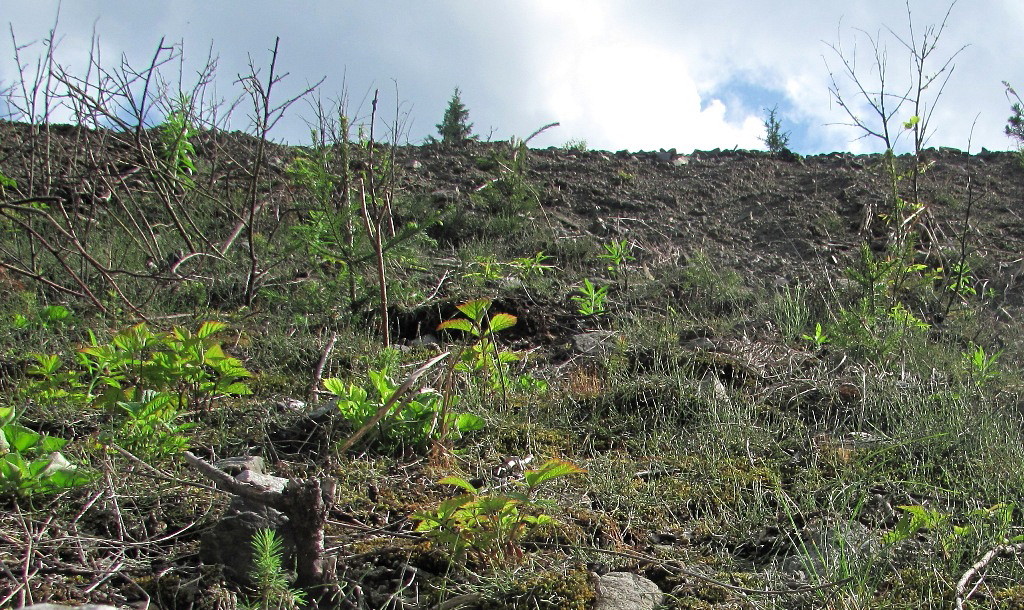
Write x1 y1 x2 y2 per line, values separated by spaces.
481 567 595 610
244 528 307 610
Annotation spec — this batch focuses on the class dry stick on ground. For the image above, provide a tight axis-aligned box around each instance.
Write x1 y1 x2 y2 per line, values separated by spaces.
337 351 449 454
308 330 339 403
955 542 1024 610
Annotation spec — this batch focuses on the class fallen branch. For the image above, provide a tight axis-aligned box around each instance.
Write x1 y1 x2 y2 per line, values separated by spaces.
337 351 449 454
307 330 338 403
955 542 1024 610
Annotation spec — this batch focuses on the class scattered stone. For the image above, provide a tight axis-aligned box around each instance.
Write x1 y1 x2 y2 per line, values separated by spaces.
593 572 663 610
214 455 266 476
572 330 619 357
237 469 289 493
699 369 730 404
275 397 307 412
780 520 878 580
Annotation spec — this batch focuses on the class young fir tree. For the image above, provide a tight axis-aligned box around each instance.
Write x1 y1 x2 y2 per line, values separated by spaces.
436 87 474 145
760 105 791 155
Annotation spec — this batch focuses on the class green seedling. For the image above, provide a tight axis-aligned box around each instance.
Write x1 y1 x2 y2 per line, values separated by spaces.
12 305 72 330
801 323 831 349
0 406 93 497
116 390 197 460
438 298 519 392
323 369 483 453
414 458 585 563
510 251 553 279
598 239 634 276
572 278 608 316
964 343 1001 384
245 528 307 610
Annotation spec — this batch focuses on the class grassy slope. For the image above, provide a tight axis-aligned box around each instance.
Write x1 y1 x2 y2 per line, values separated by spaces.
0 122 1022 609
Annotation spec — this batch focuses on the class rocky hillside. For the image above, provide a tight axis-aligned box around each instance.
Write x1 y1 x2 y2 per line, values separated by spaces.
1 119 1024 609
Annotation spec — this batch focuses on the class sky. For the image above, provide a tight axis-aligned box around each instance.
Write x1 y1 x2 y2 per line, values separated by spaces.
2 1 1023 155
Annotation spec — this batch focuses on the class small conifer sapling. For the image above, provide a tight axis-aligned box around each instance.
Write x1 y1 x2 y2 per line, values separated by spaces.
436 87 474 145
760 105 791 155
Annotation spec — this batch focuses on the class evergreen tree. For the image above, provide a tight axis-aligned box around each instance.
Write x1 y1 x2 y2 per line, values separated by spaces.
436 87 474 145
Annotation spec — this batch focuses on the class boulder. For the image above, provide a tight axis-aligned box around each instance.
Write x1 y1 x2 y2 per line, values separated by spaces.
593 572 663 610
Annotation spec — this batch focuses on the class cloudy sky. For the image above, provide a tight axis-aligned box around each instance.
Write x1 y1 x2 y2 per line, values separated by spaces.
3 1 1023 154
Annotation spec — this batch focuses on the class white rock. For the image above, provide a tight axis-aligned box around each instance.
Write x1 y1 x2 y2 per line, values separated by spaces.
593 572 663 610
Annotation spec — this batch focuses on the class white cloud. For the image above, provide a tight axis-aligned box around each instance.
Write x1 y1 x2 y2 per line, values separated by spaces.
3 1 1024 153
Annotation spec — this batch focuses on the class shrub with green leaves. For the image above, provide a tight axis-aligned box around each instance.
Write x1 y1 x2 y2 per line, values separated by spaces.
0 406 92 497
19 320 251 462
438 298 519 392
77 320 252 413
323 368 483 453
157 93 199 187
414 458 584 563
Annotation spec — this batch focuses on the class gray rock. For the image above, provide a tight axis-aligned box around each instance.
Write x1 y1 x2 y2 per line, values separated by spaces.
572 330 618 356
200 499 289 587
214 455 266 476
237 469 289 493
780 520 878 580
593 572 663 610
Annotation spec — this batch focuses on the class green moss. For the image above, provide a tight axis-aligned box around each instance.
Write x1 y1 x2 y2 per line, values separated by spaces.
481 567 595 610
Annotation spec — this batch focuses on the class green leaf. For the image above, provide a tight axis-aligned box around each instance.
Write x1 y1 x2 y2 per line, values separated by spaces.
42 305 71 323
0 171 16 189
488 313 517 333
196 320 227 339
0 455 25 481
524 458 585 488
44 468 89 489
438 318 474 333
454 413 485 433
323 378 347 396
3 425 66 453
223 382 252 395
456 298 492 323
439 475 479 494
368 369 395 401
